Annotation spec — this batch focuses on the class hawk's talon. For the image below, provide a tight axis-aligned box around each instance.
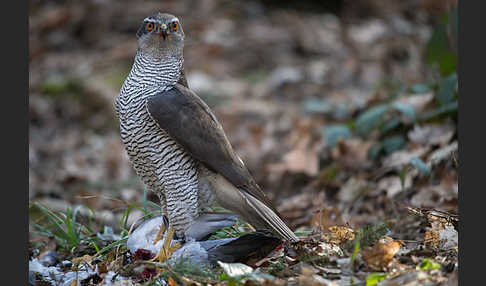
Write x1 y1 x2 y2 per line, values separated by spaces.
150 226 181 263
152 223 166 245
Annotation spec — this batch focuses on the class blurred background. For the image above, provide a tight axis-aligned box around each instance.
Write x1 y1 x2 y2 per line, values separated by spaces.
29 0 458 238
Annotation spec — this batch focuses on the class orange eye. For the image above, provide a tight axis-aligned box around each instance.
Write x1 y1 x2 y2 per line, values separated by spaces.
172 22 178 31
146 22 154 31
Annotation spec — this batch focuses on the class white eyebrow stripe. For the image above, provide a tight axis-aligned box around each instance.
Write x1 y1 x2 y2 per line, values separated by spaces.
170 17 179 22
143 17 162 24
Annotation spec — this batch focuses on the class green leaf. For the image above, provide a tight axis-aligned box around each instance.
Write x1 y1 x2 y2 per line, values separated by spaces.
366 273 388 286
324 125 352 148
421 100 458 121
356 105 389 136
426 21 457 75
351 239 360 266
419 258 441 271
400 166 407 191
382 135 406 154
410 83 431 94
368 142 384 160
303 98 333 114
436 73 458 106
410 157 431 176
381 117 401 134
32 202 70 241
392 102 416 121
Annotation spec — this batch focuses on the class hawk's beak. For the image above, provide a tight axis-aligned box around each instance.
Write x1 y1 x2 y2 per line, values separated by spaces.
159 24 168 40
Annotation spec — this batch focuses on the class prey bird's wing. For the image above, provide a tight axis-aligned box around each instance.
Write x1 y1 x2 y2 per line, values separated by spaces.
146 84 298 241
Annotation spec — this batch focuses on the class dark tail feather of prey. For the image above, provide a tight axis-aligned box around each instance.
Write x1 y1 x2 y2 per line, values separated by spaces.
206 231 281 265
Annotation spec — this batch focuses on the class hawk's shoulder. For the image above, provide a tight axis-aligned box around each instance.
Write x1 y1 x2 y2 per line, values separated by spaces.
145 84 278 213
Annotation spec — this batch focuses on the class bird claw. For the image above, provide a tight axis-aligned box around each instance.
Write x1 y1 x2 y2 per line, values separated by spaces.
150 226 181 263
152 223 166 246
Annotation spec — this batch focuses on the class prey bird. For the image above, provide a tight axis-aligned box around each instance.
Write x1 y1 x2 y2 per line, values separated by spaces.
115 12 298 261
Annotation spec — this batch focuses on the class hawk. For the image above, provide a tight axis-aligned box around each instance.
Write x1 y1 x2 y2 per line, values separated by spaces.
115 12 298 260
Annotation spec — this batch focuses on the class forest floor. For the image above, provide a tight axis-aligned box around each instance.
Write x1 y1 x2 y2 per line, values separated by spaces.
29 0 458 285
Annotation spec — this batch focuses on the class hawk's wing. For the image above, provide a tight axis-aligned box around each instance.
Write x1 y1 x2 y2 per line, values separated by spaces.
146 84 282 212
146 84 298 242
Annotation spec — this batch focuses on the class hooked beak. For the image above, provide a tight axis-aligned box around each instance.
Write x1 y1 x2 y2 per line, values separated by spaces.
159 23 168 40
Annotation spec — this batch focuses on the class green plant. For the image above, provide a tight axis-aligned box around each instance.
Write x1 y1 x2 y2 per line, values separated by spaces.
366 272 388 286
418 258 441 271
29 202 99 253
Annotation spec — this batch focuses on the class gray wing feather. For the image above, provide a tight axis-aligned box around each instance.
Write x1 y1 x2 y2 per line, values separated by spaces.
146 84 298 241
146 84 276 210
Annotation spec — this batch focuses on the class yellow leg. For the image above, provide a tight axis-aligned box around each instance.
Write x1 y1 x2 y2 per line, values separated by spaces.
150 226 182 263
152 223 166 246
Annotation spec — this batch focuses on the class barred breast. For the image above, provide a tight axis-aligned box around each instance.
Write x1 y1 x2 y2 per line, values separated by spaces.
116 88 202 236
115 52 219 237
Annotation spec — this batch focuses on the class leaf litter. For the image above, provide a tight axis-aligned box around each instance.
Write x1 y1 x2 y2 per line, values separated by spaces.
29 0 458 285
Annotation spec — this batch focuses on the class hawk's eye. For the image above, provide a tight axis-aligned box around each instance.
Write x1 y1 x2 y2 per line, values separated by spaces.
171 22 178 32
146 22 154 32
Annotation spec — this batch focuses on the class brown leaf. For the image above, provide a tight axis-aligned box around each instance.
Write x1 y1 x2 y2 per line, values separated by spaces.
72 254 93 268
331 138 373 170
269 136 320 176
299 266 338 286
267 118 321 176
311 204 344 233
381 146 430 171
395 92 435 113
428 141 458 168
325 226 355 245
362 237 401 271
336 177 369 203
277 191 326 229
424 228 439 249
377 175 412 198
424 210 458 250
408 123 455 146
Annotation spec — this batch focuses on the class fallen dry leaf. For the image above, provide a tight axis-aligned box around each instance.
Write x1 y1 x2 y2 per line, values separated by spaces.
299 266 338 286
268 135 320 176
311 204 344 233
331 138 373 170
377 175 412 198
428 141 458 168
72 254 94 270
423 210 458 251
361 237 401 271
411 185 457 208
381 146 430 171
336 177 369 203
395 92 435 113
325 226 355 245
424 228 440 249
378 270 433 286
267 118 321 176
408 123 455 146
277 191 326 228
315 242 344 257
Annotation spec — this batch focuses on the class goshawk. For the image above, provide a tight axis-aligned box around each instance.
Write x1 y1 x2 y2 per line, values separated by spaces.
115 12 298 260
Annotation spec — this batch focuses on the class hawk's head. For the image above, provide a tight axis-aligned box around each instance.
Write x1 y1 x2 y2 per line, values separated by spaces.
136 12 184 58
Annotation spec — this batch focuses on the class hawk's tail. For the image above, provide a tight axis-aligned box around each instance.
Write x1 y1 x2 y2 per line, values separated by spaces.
243 192 299 242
